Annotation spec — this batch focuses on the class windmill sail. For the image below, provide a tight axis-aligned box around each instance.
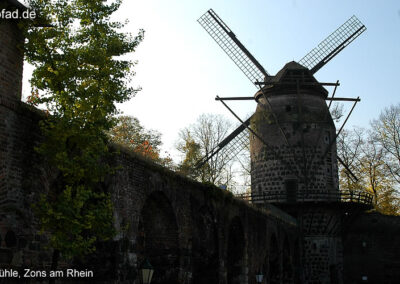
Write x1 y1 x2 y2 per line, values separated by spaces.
198 9 269 85
299 15 366 74
195 116 251 169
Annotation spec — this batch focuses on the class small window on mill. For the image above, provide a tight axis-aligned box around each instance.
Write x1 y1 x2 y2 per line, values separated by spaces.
285 179 298 203
324 131 330 144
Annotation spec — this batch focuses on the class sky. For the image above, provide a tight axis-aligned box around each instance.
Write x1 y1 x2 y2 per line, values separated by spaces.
21 0 400 162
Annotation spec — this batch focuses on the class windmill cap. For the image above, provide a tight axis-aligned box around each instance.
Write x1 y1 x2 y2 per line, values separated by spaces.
257 61 328 98
267 61 308 83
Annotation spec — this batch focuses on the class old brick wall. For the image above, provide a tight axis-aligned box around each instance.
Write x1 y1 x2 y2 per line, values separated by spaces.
343 212 400 284
0 104 58 274
0 105 299 283
105 150 299 283
0 60 299 284
295 208 343 284
0 12 55 271
0 17 24 107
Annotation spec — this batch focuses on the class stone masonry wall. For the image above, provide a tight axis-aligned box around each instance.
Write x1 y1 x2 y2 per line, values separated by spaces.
0 100 54 272
0 101 299 283
0 17 24 107
343 212 400 284
104 149 299 283
250 93 339 203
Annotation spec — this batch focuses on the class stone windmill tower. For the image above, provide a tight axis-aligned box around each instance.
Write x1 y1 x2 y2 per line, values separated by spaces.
250 61 345 283
197 9 373 283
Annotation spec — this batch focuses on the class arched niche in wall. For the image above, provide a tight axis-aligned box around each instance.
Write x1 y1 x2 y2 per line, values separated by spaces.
137 191 179 284
5 230 17 248
192 206 219 284
293 238 302 284
268 233 280 284
282 234 294 283
227 216 246 284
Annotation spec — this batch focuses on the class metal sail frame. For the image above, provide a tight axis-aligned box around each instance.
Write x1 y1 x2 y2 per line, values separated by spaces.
198 9 270 85
299 15 366 74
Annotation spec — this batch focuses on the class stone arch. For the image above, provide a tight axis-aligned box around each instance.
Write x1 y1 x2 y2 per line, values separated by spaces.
260 241 268 283
282 234 294 283
192 206 219 283
137 191 179 284
5 230 17 248
227 216 246 284
268 233 280 284
293 238 302 284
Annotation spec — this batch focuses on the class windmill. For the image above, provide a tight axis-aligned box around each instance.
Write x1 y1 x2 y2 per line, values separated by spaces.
197 9 367 203
197 11 374 282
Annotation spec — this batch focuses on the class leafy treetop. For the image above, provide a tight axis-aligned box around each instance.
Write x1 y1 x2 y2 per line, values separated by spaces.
108 115 175 168
24 0 143 259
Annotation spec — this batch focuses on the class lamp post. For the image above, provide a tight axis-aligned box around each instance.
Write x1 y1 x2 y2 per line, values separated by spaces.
255 272 264 283
140 259 154 284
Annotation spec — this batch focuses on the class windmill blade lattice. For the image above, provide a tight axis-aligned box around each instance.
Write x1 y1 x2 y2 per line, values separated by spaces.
299 15 366 74
195 117 250 169
198 9 269 86
219 124 249 163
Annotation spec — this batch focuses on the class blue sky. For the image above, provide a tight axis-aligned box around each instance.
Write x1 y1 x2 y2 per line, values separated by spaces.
22 0 400 161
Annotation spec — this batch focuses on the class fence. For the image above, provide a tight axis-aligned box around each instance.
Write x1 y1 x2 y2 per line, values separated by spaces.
235 190 373 206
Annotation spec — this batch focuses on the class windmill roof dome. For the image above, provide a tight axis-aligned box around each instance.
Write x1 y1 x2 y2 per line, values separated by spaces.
268 61 308 83
258 61 328 98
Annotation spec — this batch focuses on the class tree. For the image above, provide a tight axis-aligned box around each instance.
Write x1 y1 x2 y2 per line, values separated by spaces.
358 132 396 213
330 102 345 123
24 0 144 264
371 103 400 184
176 132 202 179
108 115 175 169
337 127 400 215
337 128 364 192
108 115 162 159
176 114 235 187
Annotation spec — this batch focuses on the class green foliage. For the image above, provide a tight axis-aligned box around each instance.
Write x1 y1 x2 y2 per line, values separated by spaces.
34 186 115 259
36 118 111 185
177 133 202 179
24 0 143 258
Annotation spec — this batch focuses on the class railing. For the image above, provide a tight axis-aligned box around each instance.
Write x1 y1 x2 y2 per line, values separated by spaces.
235 190 373 207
